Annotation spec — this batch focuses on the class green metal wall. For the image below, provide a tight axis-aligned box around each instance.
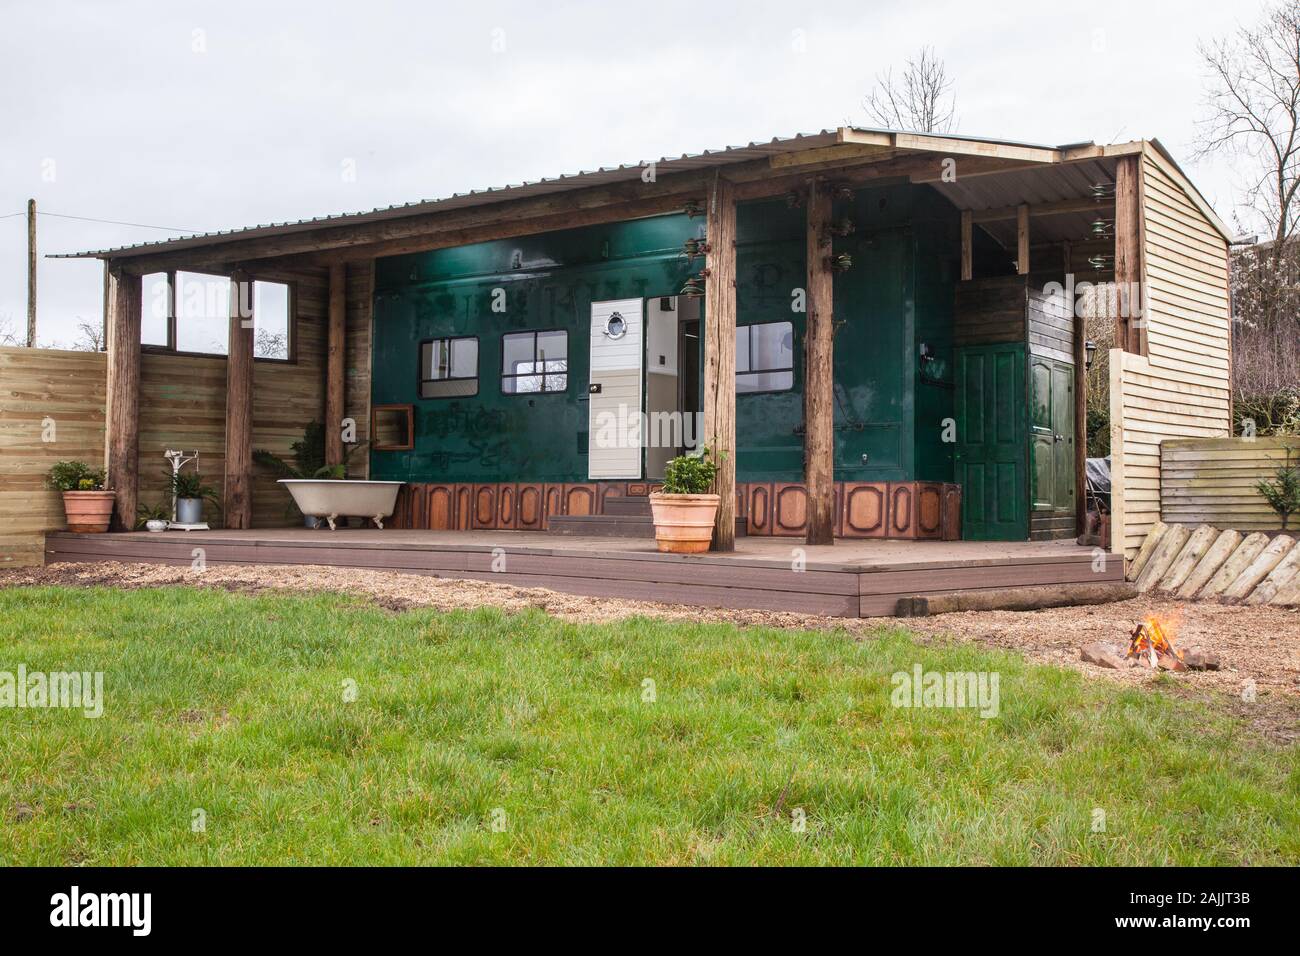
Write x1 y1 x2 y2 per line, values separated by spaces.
369 184 962 485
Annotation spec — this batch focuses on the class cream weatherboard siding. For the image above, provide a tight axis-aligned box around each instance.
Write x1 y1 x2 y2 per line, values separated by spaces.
1109 146 1232 562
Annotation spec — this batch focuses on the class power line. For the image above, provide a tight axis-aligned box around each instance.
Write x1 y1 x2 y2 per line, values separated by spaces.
35 210 196 233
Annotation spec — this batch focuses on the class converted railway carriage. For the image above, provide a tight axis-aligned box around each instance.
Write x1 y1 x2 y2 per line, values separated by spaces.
25 127 1230 599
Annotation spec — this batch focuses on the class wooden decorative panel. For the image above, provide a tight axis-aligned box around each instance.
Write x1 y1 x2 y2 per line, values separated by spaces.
942 483 962 541
917 483 943 539
426 484 455 530
471 484 498 529
516 483 543 531
626 482 651 497
454 485 473 530
842 482 888 538
541 484 564 530
889 482 917 539
598 481 628 512
772 482 809 536
563 483 597 517
497 483 518 530
746 482 773 536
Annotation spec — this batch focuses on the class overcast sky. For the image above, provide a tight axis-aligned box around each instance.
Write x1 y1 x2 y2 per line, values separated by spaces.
0 0 1272 346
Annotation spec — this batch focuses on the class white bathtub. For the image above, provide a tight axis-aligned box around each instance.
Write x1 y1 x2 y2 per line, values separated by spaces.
278 479 404 530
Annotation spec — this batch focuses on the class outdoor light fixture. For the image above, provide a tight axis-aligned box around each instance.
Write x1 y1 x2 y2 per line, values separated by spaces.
828 253 853 273
1085 339 1097 370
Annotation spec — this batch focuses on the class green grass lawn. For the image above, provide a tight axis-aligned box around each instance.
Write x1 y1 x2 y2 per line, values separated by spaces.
1 584 1296 866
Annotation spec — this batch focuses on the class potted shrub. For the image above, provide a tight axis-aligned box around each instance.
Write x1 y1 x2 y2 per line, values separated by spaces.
171 470 219 526
648 447 720 553
49 461 115 533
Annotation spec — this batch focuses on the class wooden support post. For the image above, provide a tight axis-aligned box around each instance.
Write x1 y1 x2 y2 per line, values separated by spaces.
703 175 737 551
1068 239 1086 535
325 263 346 468
1114 154 1143 354
960 209 972 281
26 199 36 347
104 268 141 532
1016 203 1030 275
224 270 255 529
805 178 835 546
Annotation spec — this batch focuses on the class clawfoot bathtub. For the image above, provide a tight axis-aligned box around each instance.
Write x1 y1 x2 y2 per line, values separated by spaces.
278 479 404 530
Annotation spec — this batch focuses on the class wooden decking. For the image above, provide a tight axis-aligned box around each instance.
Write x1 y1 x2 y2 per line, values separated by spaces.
44 529 1123 618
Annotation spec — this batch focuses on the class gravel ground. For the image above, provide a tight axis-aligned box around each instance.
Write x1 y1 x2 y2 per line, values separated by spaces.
5 560 1298 742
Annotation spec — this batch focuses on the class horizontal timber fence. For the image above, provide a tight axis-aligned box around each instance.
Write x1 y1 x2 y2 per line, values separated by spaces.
1160 436 1300 531
0 343 329 567
0 347 107 567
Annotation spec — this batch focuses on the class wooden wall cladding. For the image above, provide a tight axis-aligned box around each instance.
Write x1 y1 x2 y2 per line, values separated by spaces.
391 479 963 540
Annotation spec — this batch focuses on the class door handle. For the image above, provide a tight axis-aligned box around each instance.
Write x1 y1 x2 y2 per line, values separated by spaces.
589 383 602 394
1053 433 1064 443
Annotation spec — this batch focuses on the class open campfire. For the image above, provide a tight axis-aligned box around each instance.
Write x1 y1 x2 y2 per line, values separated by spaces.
1126 616 1186 671
1080 614 1218 672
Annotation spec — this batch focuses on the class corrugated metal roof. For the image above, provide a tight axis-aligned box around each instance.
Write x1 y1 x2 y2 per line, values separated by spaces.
933 159 1117 246
51 126 1083 260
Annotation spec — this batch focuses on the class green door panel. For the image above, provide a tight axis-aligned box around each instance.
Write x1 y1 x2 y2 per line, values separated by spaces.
1029 355 1075 513
955 343 1028 541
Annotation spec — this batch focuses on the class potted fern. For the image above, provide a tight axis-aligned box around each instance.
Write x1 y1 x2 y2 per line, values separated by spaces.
649 447 720 553
49 461 114 533
171 469 220 526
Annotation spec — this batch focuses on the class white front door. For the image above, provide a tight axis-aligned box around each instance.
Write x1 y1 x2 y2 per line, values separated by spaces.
587 297 643 480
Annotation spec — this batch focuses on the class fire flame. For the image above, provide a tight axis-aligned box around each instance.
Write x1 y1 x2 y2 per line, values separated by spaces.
1127 616 1186 670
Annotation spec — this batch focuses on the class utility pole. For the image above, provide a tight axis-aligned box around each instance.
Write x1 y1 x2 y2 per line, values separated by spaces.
26 198 36 347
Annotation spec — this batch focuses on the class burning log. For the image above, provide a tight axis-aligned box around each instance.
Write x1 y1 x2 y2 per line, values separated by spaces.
1126 617 1187 671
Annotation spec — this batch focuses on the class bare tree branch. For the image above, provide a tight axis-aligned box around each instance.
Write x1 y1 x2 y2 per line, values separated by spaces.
863 46 957 133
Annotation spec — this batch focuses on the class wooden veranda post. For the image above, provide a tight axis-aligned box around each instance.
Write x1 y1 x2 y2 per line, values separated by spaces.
224 270 255 529
1114 154 1143 354
804 178 835 546
703 175 737 551
104 267 142 531
325 263 346 468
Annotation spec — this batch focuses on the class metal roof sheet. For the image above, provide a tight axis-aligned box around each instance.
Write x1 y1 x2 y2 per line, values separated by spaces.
50 126 1086 260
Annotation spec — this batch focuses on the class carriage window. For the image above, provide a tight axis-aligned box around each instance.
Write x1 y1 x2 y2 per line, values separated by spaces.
419 337 478 398
502 330 568 394
736 321 794 393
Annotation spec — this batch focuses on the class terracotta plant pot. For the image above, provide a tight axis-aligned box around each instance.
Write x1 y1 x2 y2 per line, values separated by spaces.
648 493 720 554
62 490 116 533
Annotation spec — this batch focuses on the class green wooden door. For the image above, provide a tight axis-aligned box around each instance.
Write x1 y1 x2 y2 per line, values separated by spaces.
1029 356 1075 515
955 343 1028 541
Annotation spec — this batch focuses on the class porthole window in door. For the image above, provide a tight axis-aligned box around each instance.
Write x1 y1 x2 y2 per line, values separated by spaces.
604 312 627 339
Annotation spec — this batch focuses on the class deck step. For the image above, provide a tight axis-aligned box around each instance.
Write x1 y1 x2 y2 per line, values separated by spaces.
547 515 655 537
547 512 747 538
603 496 653 516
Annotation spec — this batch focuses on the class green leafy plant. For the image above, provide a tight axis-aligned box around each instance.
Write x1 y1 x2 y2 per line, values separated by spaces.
660 447 719 495
48 460 105 492
136 501 171 528
171 470 217 501
1255 449 1300 530
254 420 364 481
